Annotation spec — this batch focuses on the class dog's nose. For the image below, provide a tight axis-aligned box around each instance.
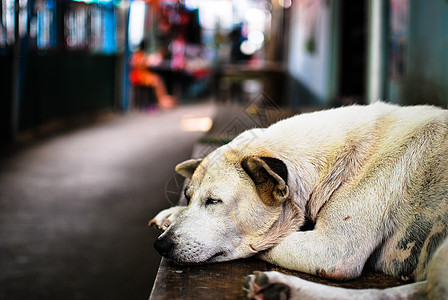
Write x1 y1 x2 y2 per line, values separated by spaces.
154 237 174 257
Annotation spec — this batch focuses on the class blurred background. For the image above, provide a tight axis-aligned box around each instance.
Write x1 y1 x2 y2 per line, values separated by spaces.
0 0 447 299
1 0 448 141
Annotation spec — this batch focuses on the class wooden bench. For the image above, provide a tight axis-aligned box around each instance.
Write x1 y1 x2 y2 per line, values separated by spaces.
150 257 404 299
149 104 405 299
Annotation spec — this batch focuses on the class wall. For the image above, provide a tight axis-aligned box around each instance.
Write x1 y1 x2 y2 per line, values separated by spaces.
20 53 117 131
366 0 388 104
369 0 448 106
0 53 13 142
395 0 448 106
287 0 338 107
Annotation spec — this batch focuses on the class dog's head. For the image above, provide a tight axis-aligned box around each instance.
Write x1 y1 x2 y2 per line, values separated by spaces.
154 146 303 264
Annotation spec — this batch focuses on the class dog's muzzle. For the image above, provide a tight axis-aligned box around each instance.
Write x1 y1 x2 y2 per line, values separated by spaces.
154 236 174 257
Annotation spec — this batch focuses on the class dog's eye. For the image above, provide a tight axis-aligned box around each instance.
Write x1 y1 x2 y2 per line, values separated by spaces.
205 198 222 206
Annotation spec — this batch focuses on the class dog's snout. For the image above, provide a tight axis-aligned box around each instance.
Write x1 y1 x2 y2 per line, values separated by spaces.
154 237 174 257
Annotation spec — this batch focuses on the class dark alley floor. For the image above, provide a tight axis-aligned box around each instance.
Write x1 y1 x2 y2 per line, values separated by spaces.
0 102 215 300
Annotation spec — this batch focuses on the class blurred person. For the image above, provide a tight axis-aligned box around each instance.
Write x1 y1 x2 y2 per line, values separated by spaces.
129 41 177 110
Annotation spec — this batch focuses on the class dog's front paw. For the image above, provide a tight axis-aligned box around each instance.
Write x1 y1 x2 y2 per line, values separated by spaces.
244 271 290 300
149 206 186 231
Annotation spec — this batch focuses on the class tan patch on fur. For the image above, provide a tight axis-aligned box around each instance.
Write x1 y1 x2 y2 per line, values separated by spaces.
415 222 447 280
396 241 416 262
257 181 277 206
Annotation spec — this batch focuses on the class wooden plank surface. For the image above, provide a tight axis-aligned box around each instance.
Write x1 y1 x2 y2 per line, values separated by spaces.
149 257 405 300
150 258 268 300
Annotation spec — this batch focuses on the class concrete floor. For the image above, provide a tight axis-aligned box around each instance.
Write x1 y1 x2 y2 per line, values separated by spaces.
0 103 215 299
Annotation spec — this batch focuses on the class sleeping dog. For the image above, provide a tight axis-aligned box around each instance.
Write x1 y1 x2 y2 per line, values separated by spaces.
151 102 448 299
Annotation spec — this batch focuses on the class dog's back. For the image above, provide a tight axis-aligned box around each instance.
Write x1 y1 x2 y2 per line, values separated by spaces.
244 102 448 281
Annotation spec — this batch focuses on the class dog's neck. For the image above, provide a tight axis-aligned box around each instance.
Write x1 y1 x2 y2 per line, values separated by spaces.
249 199 304 252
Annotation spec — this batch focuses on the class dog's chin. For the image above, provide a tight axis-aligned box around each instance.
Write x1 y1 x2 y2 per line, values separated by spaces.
171 250 233 265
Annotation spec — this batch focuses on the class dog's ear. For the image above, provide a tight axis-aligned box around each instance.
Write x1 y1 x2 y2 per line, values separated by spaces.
242 156 289 205
175 158 203 178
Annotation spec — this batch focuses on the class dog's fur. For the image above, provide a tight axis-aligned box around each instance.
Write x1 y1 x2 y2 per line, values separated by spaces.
151 102 448 299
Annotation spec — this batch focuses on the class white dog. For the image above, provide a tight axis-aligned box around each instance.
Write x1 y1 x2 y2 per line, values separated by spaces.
151 102 448 299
